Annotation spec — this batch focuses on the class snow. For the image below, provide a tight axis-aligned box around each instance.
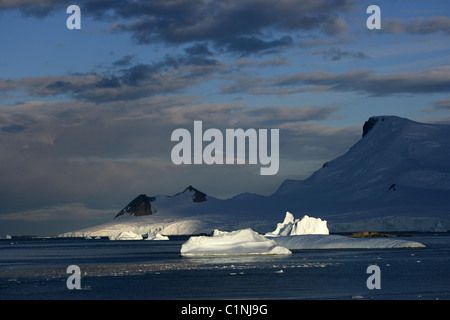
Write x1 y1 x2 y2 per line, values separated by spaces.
272 234 425 250
146 233 169 240
180 228 292 256
108 231 143 240
265 212 329 236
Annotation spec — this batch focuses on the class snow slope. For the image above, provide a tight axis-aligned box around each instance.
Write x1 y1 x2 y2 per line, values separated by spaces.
60 116 450 237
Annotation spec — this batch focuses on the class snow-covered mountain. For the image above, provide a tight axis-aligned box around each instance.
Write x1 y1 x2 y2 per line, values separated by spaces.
60 116 450 237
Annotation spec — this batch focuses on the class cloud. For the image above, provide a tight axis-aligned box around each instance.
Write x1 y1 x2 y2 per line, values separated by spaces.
112 54 136 67
0 203 114 222
184 43 213 57
222 66 450 96
110 0 353 42
424 98 450 113
312 48 369 61
244 105 340 125
216 35 294 56
1 0 354 55
384 16 450 35
0 54 226 103
235 58 291 68
433 98 450 110
276 66 450 96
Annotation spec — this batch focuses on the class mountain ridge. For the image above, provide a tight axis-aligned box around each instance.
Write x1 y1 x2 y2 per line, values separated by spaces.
60 115 450 237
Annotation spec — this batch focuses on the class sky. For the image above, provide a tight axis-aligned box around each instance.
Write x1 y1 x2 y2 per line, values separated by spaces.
0 0 449 236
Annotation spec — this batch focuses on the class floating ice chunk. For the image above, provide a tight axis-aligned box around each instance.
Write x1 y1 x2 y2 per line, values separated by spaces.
146 233 169 240
108 231 143 240
266 212 329 236
273 234 425 250
180 228 291 256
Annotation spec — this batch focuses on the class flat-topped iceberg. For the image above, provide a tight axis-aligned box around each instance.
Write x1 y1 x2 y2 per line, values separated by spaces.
266 212 329 236
180 228 292 256
273 234 425 249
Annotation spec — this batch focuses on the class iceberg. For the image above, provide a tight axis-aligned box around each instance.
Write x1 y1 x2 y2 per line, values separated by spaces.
146 233 169 240
273 234 426 249
265 212 425 249
180 228 292 256
266 212 329 236
108 231 143 240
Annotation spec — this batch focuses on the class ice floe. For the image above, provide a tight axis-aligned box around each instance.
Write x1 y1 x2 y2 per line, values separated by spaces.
272 234 425 249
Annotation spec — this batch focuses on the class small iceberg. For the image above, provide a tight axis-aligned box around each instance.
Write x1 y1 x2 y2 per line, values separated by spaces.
266 212 329 236
180 228 292 256
108 231 143 240
146 233 169 240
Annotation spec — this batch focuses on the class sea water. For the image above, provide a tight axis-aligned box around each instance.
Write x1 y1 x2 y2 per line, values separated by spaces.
0 233 449 300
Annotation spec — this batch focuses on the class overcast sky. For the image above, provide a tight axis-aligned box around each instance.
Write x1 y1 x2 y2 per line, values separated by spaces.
1 0 449 235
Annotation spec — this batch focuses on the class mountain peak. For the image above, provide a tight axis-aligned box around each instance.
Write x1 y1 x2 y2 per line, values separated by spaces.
176 185 207 203
362 115 415 137
114 194 156 218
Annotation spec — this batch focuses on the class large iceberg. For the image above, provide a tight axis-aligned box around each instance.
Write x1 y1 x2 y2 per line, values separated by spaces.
266 212 425 249
180 228 292 256
265 212 329 236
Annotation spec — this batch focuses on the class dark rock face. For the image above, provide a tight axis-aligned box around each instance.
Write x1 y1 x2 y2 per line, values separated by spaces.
363 116 385 137
114 194 156 218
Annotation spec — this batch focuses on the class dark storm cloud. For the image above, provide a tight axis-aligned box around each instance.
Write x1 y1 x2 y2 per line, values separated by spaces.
110 0 353 54
0 0 354 55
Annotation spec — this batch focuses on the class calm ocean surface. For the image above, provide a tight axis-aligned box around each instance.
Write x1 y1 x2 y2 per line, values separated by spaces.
1 233 449 300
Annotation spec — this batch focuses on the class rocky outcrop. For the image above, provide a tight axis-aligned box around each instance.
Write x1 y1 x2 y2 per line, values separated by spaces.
362 116 386 137
114 194 156 218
